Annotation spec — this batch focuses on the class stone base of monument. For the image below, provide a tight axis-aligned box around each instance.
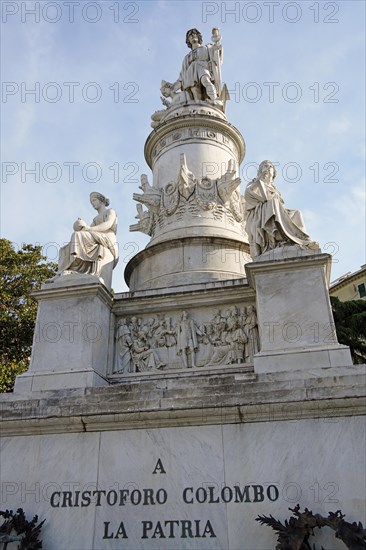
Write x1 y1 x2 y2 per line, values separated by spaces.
7 271 361 549
1 364 365 549
2 248 364 550
14 366 108 393
14 274 112 393
246 247 353 373
253 344 353 374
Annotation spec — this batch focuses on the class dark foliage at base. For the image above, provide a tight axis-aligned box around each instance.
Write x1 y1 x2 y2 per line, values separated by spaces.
256 504 366 550
0 508 45 549
331 296 366 364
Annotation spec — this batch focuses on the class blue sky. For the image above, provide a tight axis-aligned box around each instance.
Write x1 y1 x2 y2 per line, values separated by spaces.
1 0 365 292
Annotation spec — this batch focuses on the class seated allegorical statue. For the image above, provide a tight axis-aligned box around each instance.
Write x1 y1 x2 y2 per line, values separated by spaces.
57 191 119 289
244 160 318 259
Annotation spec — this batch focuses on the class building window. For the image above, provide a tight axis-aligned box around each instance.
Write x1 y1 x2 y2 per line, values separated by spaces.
358 283 366 298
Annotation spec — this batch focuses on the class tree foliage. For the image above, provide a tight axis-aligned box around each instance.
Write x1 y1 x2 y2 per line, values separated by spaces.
331 296 366 364
256 504 366 549
0 239 57 392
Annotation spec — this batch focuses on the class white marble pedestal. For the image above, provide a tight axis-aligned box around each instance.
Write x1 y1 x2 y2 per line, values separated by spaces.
1 364 365 550
246 248 353 373
14 275 112 393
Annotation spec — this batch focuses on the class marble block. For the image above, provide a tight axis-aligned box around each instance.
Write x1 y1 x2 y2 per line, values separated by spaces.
222 416 366 550
125 237 250 291
0 432 100 550
0 417 364 549
14 275 113 393
246 250 353 373
128 111 250 290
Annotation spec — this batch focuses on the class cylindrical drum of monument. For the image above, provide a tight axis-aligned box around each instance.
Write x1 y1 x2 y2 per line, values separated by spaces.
145 106 246 246
125 105 251 291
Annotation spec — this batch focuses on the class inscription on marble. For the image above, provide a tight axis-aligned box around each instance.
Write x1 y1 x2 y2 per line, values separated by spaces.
48 459 279 543
103 519 216 540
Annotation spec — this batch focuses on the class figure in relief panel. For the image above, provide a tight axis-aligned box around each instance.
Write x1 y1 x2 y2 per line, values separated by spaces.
131 331 165 372
114 318 132 374
154 317 177 348
58 192 118 284
211 310 226 345
176 310 203 368
229 307 248 364
207 305 258 366
244 161 318 258
208 309 231 366
141 317 160 348
244 306 260 361
128 317 140 340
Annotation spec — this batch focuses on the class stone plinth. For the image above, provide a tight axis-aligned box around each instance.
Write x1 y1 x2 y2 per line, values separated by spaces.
246 248 353 373
125 237 250 291
14 275 112 393
1 365 365 550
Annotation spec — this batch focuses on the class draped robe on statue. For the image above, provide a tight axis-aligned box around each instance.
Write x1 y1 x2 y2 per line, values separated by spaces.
58 210 119 276
245 178 314 258
178 42 222 99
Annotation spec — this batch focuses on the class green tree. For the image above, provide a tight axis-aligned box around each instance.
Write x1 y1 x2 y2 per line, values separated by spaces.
331 296 366 364
0 239 57 392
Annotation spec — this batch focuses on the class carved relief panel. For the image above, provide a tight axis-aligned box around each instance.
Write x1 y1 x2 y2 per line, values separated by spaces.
112 306 259 376
129 155 244 238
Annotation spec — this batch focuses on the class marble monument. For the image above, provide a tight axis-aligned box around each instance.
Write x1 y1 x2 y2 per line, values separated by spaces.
1 27 364 550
